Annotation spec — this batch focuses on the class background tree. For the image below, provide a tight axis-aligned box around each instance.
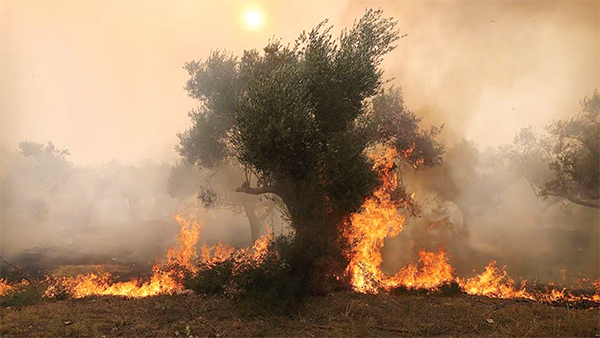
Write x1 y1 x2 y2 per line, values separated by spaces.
506 90 599 209
178 9 443 291
542 90 599 208
0 141 73 225
167 160 278 242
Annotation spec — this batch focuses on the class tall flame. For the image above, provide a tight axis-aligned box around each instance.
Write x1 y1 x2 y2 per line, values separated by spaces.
166 214 201 272
344 148 406 293
344 147 599 305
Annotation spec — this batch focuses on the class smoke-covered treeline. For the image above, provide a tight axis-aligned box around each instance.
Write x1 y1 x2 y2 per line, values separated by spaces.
384 91 599 283
0 141 178 263
0 141 281 271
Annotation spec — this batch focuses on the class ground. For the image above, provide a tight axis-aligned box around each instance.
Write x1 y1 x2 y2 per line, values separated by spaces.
1 291 598 337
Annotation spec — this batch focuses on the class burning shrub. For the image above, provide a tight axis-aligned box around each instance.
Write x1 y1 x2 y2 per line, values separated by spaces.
436 280 462 296
0 281 44 307
184 235 307 314
43 276 73 300
184 258 235 295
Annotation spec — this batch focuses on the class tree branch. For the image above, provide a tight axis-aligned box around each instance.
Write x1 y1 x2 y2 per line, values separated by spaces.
236 182 285 198
545 192 600 209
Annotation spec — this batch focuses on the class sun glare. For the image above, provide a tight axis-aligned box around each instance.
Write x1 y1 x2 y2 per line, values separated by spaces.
244 9 263 29
246 11 261 26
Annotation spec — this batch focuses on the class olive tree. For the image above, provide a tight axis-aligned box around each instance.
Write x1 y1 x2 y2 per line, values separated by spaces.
178 9 443 291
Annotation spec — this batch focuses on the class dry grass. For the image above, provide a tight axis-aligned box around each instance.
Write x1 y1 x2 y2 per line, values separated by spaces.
1 291 598 337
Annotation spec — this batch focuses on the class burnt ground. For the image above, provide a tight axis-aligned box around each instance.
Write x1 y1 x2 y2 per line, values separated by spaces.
1 291 599 337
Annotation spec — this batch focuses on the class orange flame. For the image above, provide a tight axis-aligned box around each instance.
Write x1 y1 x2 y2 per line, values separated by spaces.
344 147 599 305
459 263 600 303
0 278 16 296
387 248 454 290
166 214 201 272
200 242 235 267
198 227 272 269
344 148 406 293
44 214 202 299
41 215 275 299
45 270 182 299
459 261 530 299
251 228 272 260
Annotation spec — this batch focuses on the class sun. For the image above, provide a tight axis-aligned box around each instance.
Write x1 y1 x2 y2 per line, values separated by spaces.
245 10 262 27
242 8 264 30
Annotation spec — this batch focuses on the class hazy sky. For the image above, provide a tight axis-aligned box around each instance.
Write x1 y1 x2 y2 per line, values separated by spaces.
1 0 598 165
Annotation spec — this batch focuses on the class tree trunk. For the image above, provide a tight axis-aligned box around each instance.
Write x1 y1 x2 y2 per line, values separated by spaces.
241 195 262 242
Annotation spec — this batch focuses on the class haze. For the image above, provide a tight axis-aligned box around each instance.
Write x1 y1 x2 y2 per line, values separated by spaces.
1 0 597 166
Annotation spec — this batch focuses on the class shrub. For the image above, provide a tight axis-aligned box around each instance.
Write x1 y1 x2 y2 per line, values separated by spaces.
1 283 44 307
185 235 313 315
437 281 462 296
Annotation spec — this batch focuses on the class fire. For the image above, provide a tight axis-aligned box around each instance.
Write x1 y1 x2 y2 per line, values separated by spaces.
387 248 454 290
198 226 272 269
250 227 272 260
344 147 600 305
459 262 600 303
344 148 406 293
459 261 530 299
45 215 202 298
2 148 598 305
200 243 235 267
344 148 454 293
166 214 201 272
0 279 16 296
46 271 182 299
41 213 275 299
